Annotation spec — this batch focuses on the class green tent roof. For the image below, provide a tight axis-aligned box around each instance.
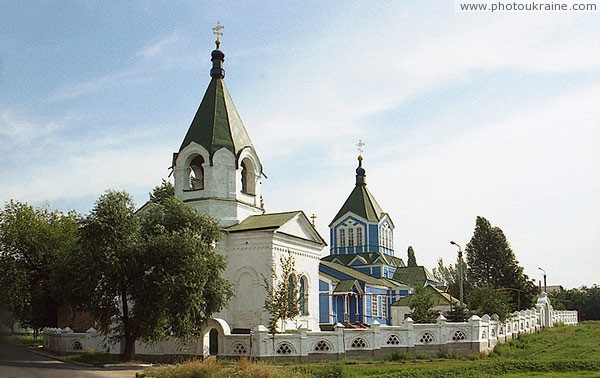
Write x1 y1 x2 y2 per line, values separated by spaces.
179 49 257 166
329 158 389 226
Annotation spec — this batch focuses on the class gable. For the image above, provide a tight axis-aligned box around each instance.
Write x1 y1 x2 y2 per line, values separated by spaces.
277 211 326 245
349 255 368 266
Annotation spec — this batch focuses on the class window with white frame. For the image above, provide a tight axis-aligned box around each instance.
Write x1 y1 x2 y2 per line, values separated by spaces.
339 228 346 247
371 295 379 317
348 228 354 247
381 296 387 319
356 227 363 247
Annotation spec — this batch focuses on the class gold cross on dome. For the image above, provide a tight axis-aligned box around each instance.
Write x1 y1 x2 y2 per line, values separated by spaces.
213 21 224 48
356 139 366 155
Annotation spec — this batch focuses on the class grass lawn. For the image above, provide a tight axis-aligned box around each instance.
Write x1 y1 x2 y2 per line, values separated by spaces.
4 334 43 348
140 321 600 377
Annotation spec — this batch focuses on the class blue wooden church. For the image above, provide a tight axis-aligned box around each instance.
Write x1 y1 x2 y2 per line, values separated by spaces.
318 155 440 326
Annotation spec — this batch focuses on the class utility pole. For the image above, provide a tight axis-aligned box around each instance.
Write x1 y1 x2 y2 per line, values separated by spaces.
450 241 464 307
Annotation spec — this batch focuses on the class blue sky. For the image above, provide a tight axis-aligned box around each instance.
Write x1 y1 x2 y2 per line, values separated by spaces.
1 1 599 289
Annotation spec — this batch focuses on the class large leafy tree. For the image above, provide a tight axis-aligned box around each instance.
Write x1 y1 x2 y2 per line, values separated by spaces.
465 216 538 311
262 252 300 333
63 187 232 361
0 201 78 333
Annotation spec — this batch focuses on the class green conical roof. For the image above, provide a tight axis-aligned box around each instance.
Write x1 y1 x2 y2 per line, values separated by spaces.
179 49 256 165
329 157 387 226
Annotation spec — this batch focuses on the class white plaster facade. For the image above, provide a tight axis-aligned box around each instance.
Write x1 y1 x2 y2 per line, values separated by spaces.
217 216 323 332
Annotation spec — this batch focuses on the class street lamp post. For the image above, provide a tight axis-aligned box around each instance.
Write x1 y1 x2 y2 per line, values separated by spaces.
450 241 464 307
538 267 547 293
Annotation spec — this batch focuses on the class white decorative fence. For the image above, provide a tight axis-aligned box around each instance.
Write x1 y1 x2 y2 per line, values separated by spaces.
43 305 578 361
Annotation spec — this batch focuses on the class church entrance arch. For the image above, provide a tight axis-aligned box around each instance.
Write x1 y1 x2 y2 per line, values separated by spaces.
202 318 231 358
209 328 218 355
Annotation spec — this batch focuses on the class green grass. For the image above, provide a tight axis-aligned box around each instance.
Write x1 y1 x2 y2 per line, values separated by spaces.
4 334 43 347
142 321 600 377
64 350 122 366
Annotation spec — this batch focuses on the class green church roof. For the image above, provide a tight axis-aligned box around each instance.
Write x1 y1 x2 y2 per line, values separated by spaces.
392 266 439 287
329 157 388 226
226 211 301 232
391 285 458 307
321 252 405 268
179 48 257 165
320 260 405 288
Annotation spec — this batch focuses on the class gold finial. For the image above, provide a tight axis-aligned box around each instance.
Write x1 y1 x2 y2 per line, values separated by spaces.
356 139 365 157
213 21 224 49
310 213 317 227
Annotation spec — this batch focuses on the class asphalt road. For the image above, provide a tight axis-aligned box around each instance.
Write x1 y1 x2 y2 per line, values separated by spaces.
0 337 142 378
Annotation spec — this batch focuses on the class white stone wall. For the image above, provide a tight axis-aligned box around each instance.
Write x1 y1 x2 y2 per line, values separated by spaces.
215 229 322 332
44 307 578 359
215 230 274 329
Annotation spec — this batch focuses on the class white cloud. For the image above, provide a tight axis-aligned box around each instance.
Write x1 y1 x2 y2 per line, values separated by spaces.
368 82 600 287
136 33 181 60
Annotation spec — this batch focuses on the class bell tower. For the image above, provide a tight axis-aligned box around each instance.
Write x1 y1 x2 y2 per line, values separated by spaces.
172 30 263 227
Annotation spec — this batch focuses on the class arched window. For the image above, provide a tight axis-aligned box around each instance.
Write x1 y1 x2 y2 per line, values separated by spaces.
240 158 256 195
189 155 205 190
287 274 297 305
299 276 309 315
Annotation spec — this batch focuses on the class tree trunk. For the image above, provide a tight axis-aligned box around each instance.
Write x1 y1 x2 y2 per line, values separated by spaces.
122 334 136 362
119 278 135 361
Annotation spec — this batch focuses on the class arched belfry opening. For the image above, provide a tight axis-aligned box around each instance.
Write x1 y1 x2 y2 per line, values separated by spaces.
240 157 256 195
188 155 205 190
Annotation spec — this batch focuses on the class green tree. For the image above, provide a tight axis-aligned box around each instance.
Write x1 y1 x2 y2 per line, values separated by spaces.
407 246 417 267
262 252 300 333
465 216 538 311
62 189 232 361
550 285 600 321
0 201 78 333
409 286 438 323
148 179 175 203
467 285 512 320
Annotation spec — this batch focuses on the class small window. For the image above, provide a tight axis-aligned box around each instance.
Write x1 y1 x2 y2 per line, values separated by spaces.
339 229 346 247
356 227 363 247
348 228 354 247
299 276 309 316
381 296 387 319
371 295 378 317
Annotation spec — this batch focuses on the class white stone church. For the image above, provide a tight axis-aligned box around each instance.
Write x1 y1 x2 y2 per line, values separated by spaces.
171 44 326 332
